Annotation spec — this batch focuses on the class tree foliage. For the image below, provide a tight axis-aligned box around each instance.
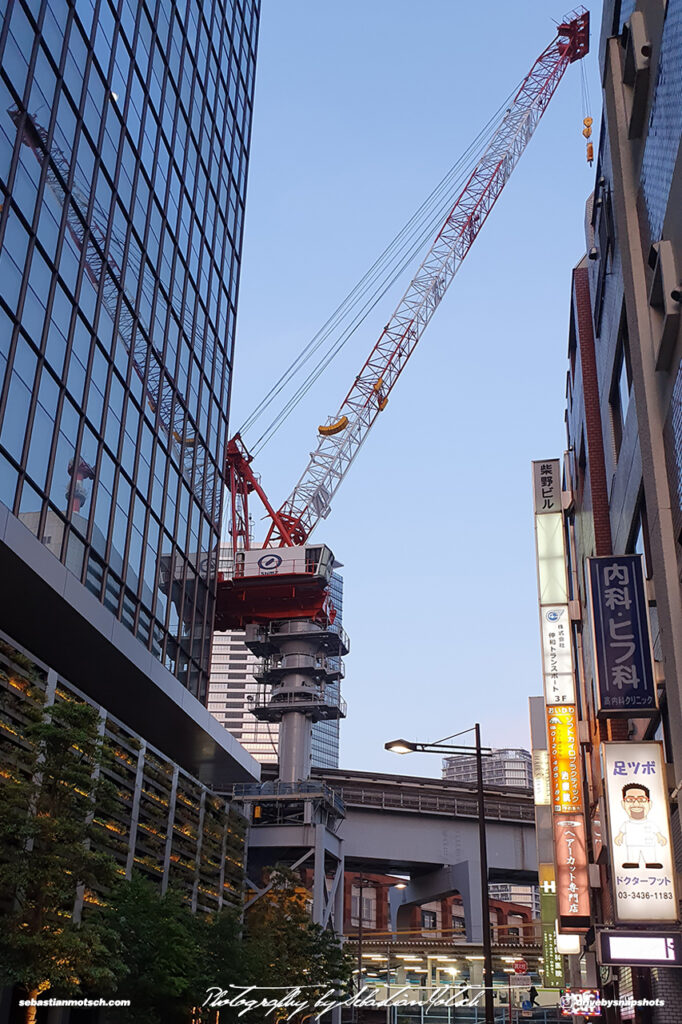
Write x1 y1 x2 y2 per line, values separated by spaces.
243 866 353 1002
0 684 123 1016
0 658 351 1022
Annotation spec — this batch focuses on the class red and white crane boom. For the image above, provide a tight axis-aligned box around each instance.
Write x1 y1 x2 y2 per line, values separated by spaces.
226 9 588 551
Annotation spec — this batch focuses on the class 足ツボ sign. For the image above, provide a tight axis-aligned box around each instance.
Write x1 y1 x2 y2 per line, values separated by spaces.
588 555 657 715
602 742 677 923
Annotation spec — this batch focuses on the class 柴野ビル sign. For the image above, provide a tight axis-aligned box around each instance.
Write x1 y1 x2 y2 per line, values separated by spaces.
532 459 562 515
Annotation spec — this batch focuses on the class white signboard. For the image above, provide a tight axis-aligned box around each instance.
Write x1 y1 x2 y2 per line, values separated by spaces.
532 749 550 806
540 605 576 704
602 742 678 923
532 459 562 515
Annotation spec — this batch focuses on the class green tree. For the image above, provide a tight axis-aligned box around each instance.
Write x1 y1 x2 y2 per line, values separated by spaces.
102 873 209 1024
242 867 353 1008
0 682 123 1021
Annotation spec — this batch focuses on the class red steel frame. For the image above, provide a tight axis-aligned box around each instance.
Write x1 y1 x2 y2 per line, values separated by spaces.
228 10 589 551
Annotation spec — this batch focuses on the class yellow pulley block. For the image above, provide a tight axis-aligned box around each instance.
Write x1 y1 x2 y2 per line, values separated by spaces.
378 397 388 411
318 416 349 436
583 116 593 127
373 377 384 392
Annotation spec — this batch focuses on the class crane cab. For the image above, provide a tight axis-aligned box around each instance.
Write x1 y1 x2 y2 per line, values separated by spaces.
215 544 339 631
231 544 336 583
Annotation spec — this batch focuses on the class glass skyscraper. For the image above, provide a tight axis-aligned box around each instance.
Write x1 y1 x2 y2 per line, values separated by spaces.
0 0 258 703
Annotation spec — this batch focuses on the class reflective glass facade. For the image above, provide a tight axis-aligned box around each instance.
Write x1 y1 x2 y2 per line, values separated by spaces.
0 0 258 702
310 569 342 770
640 0 682 241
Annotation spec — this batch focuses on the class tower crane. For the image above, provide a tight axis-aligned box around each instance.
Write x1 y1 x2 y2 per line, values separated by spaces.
217 10 589 784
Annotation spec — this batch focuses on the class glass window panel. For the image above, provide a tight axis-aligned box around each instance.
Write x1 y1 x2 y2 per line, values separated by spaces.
0 450 19 510
103 571 121 614
49 430 77 511
0 372 31 463
64 528 85 579
85 553 105 599
26 402 54 489
18 478 42 527
12 335 38 389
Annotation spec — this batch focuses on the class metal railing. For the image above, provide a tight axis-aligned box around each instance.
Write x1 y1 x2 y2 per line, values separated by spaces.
247 690 348 716
335 787 534 822
232 780 346 816
254 652 346 678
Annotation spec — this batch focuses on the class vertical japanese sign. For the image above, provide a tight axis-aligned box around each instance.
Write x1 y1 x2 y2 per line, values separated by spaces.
602 743 678 923
533 460 577 705
553 814 590 930
541 606 576 704
533 460 562 514
539 864 564 988
587 555 657 715
546 705 582 813
532 749 550 805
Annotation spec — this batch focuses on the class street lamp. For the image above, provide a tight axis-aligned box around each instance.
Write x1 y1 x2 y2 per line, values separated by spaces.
385 725 495 1024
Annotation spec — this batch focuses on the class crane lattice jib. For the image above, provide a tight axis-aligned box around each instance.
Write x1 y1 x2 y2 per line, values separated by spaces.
265 10 588 548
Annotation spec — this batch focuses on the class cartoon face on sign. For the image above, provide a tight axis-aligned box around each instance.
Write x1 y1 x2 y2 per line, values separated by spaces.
614 783 668 869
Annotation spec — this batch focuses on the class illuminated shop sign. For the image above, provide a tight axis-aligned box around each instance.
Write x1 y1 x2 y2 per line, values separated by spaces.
560 990 601 1017
588 555 657 715
553 813 590 930
539 864 564 988
546 705 582 813
598 930 682 966
602 742 677 923
541 605 576 704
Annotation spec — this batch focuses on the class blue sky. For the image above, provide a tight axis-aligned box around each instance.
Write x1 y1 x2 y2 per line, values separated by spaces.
229 2 603 777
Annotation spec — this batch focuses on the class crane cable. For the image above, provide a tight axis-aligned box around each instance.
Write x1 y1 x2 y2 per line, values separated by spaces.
237 79 525 455
579 56 594 164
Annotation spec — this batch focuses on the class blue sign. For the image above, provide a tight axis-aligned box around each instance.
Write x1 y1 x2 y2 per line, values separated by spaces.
588 555 656 715
257 553 282 570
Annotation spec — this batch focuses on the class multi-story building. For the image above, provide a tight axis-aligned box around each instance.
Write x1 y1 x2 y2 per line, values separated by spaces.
208 545 343 769
0 0 260 786
0 633 247 911
442 748 533 789
548 1 682 1017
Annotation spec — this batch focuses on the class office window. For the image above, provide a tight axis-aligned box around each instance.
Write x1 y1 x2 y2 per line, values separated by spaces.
610 320 633 460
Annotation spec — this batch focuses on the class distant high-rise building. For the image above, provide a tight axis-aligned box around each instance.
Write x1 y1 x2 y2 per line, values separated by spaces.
0 0 260 785
488 882 540 920
442 748 532 789
208 546 343 769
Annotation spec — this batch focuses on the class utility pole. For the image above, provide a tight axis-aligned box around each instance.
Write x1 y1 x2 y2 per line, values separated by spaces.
475 722 495 1024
